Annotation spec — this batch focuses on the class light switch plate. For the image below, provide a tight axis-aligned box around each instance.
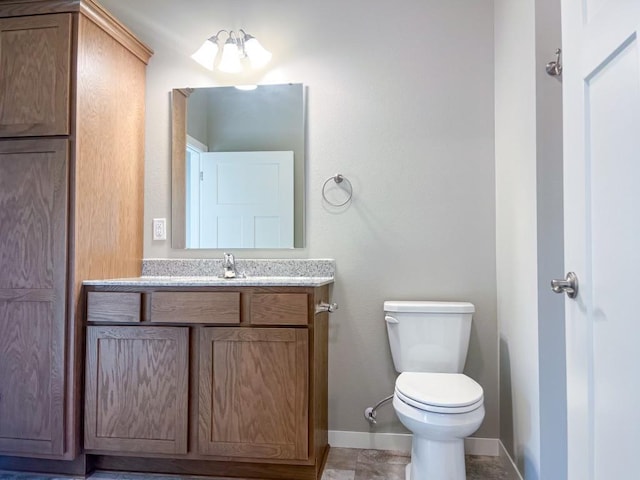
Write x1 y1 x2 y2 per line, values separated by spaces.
152 218 167 241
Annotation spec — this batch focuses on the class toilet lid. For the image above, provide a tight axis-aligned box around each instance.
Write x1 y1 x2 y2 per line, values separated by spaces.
395 373 483 412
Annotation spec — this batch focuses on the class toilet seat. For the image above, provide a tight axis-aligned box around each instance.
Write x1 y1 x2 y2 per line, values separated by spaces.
395 372 484 414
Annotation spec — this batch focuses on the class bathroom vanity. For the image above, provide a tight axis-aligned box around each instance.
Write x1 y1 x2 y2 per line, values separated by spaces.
82 266 334 480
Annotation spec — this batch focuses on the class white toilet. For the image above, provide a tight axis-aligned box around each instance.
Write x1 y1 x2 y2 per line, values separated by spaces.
384 300 485 480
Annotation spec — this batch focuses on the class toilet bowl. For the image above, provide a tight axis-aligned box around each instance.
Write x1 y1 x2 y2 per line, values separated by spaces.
384 301 485 480
393 372 485 480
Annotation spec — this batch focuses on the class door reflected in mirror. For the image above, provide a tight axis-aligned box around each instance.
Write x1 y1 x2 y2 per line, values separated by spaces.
186 149 294 248
171 83 305 249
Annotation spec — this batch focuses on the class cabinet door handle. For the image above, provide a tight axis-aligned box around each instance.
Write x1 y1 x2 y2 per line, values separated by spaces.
315 302 338 315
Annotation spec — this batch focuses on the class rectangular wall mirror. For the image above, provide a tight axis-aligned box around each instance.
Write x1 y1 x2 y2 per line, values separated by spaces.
171 83 305 249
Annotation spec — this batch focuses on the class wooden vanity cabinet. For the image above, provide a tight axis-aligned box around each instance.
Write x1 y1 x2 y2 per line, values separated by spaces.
84 285 331 480
0 0 152 465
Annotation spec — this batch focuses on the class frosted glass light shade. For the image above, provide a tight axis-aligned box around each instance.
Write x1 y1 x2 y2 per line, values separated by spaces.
244 35 272 69
218 40 242 73
191 39 218 70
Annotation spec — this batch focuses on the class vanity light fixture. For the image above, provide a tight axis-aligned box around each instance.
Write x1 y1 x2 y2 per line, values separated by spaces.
191 29 272 73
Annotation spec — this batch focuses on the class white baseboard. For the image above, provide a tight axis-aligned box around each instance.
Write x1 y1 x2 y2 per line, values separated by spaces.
328 430 499 456
464 436 500 456
328 430 412 452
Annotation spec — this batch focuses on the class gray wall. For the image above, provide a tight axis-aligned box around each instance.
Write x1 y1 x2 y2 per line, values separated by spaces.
186 90 209 146
495 1 540 473
495 0 566 477
535 0 567 476
100 0 498 439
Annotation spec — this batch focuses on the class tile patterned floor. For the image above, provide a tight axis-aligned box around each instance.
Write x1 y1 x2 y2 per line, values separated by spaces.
322 447 511 480
0 447 511 480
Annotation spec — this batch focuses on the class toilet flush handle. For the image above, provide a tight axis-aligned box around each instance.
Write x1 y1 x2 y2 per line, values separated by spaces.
384 315 399 324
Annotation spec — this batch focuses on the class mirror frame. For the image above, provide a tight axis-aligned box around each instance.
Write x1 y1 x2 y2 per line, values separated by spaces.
171 87 191 248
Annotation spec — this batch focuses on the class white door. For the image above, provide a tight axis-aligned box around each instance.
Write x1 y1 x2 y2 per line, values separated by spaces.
561 0 640 478
199 151 294 249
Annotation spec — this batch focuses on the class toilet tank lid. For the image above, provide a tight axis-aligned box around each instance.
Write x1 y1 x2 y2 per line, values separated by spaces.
383 301 475 313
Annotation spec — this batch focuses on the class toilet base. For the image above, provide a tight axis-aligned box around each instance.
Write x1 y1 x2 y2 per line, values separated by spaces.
405 436 466 480
393 394 484 480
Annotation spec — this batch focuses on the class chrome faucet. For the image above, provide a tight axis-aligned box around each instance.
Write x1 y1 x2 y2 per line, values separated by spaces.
222 252 237 278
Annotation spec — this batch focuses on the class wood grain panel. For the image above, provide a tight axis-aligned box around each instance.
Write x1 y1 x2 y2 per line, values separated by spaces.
0 14 70 136
0 0 76 17
151 292 240 324
78 0 153 64
199 327 309 460
87 292 141 323
0 1 152 63
0 289 55 302
70 17 149 458
171 88 188 249
312 286 330 476
250 293 309 325
0 139 67 456
0 140 68 289
94 455 320 480
0 0 150 461
73 14 146 286
68 16 145 387
0 303 54 444
0 453 90 476
84 326 189 454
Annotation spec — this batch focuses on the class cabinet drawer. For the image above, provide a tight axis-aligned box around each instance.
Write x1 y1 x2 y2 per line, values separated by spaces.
250 293 309 325
87 292 141 322
151 292 240 324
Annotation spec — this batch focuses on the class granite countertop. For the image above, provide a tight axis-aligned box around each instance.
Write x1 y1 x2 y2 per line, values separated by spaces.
83 275 334 287
83 258 335 287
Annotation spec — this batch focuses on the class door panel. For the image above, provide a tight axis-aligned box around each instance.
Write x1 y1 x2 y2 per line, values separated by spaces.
561 0 640 478
586 36 640 480
84 326 189 455
0 139 68 455
199 327 308 460
0 14 71 137
0 303 54 441
199 151 294 248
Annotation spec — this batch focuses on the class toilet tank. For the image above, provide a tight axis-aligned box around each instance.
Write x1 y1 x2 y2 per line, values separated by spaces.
384 301 475 373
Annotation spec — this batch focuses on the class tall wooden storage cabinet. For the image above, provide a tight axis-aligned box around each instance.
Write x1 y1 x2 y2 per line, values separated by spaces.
0 0 152 462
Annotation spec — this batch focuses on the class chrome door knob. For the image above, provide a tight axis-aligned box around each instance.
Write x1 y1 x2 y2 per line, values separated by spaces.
551 272 579 298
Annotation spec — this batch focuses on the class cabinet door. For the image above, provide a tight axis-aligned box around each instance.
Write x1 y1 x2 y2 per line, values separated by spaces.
0 14 71 137
84 326 189 455
199 327 309 460
0 139 68 456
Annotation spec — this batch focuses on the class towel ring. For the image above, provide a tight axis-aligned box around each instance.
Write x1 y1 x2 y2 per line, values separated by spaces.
322 174 353 207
